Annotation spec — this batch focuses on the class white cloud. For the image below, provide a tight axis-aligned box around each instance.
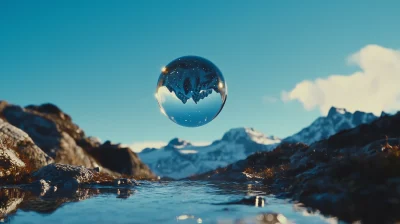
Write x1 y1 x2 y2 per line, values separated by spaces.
262 95 278 104
129 141 211 152
282 45 400 115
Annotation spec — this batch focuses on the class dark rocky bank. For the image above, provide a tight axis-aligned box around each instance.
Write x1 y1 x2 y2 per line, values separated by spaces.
0 100 155 194
0 100 155 181
188 112 400 223
0 101 156 220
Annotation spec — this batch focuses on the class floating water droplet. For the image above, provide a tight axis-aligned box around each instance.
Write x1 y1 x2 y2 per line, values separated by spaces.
155 56 227 127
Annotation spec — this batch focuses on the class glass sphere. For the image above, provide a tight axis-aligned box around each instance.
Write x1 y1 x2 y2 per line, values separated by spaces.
155 56 227 127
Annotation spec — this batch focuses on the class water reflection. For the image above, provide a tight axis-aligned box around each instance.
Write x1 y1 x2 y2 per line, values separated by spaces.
217 213 291 224
0 189 24 222
0 187 134 222
214 196 266 207
1 181 344 224
198 181 271 196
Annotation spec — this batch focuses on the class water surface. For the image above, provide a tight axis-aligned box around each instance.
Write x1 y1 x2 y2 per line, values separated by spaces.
2 181 342 224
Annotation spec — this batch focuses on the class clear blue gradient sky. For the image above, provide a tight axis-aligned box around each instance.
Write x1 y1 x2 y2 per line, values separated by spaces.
1 1 399 149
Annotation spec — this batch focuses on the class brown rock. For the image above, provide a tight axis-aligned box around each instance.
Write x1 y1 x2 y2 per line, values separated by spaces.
0 102 154 179
0 146 25 181
0 118 52 170
87 141 155 180
0 104 99 168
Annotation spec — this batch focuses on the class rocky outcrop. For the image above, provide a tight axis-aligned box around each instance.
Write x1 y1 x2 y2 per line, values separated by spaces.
0 147 26 183
86 141 154 179
0 118 53 184
33 163 96 185
31 163 139 189
0 119 52 170
187 143 307 182
0 102 98 168
0 101 155 180
190 113 400 223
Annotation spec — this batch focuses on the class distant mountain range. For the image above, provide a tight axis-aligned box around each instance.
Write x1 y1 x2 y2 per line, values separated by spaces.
138 107 380 179
139 128 280 179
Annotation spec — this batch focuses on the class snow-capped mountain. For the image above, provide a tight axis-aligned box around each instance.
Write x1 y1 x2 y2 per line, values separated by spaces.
138 107 379 179
282 107 378 145
138 128 281 179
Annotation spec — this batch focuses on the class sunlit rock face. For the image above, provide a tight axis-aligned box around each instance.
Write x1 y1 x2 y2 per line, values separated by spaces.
156 56 227 127
0 101 155 180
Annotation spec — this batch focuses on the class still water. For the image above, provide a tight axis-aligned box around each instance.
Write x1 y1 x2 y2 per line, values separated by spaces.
2 181 342 224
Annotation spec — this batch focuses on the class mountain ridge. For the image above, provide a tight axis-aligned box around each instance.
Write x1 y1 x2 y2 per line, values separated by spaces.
138 106 380 179
138 127 280 179
282 106 378 145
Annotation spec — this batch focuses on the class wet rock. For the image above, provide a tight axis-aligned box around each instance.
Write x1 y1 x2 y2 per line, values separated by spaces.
113 178 139 186
30 163 136 191
189 113 400 223
33 163 95 185
63 178 79 190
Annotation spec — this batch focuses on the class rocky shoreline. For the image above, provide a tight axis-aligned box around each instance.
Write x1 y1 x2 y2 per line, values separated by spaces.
0 101 155 192
2 100 400 223
0 101 155 181
188 113 400 223
0 101 156 220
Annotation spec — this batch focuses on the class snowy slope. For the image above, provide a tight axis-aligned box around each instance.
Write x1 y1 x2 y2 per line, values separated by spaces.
139 128 281 179
282 107 378 145
138 107 379 179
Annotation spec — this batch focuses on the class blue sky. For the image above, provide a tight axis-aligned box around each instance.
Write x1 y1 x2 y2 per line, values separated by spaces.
1 1 400 150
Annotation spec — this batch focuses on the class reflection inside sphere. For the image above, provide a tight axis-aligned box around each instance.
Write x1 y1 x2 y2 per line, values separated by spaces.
155 56 227 127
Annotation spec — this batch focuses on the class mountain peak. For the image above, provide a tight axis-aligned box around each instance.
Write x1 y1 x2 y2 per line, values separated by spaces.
139 127 280 179
327 107 348 117
222 127 281 145
380 111 390 117
283 107 377 145
167 138 192 148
